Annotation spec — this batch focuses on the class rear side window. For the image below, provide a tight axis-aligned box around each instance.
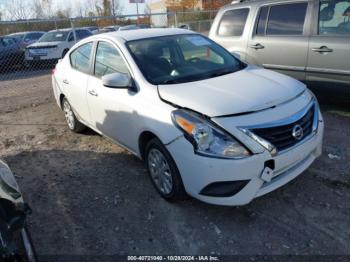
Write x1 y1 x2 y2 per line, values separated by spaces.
256 6 269 35
319 0 350 35
217 8 249 37
94 42 129 78
70 42 93 73
266 3 308 35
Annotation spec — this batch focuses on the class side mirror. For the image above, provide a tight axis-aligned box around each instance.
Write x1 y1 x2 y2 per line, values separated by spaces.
102 72 132 89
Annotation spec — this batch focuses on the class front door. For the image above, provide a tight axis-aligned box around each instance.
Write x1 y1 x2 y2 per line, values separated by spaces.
87 41 138 152
306 0 350 87
247 2 312 81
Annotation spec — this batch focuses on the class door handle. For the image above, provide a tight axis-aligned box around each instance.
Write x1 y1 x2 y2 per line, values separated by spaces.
88 90 98 97
62 79 69 84
312 46 333 53
250 43 265 50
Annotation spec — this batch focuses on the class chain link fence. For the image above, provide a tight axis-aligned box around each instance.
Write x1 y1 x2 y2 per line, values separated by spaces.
0 10 217 84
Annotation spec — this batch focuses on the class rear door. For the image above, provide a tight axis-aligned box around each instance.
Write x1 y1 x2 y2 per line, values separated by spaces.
306 0 350 87
63 42 94 125
247 1 312 81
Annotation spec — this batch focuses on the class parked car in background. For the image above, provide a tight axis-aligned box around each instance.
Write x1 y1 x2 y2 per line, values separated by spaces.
25 28 92 65
103 25 121 32
178 23 193 30
0 36 23 68
209 0 350 88
81 26 99 34
119 24 141 31
8 31 45 50
52 29 323 206
100 24 151 33
0 160 35 261
137 24 151 29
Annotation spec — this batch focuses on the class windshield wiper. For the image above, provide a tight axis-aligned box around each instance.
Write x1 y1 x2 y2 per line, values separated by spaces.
209 69 234 78
161 79 180 84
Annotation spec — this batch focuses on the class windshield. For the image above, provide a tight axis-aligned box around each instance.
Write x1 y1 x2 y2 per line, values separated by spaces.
38 31 69 42
126 34 244 85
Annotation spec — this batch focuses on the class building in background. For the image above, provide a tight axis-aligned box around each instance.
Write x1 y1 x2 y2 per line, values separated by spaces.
147 0 168 27
147 0 231 27
147 0 231 13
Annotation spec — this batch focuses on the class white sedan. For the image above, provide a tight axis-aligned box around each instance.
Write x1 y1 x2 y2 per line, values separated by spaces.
52 28 324 206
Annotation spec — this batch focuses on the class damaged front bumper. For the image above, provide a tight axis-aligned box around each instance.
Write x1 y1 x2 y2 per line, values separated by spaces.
166 112 324 206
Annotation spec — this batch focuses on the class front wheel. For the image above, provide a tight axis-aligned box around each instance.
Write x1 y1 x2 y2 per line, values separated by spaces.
145 138 187 201
62 98 86 133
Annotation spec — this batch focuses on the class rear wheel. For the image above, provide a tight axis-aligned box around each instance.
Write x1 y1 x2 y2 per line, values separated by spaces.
145 138 187 201
62 98 86 133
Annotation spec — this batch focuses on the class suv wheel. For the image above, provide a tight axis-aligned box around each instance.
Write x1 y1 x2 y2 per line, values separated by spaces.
62 98 86 133
145 138 187 201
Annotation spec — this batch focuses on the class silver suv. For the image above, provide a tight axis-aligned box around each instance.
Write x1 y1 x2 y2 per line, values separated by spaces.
209 0 350 88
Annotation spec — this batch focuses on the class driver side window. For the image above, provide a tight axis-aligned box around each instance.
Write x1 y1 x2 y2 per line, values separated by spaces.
94 41 129 78
319 0 350 35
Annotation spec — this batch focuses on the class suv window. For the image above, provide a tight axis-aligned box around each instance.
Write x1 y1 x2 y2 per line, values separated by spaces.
94 42 129 78
217 8 249 37
70 42 93 73
266 3 308 35
256 6 269 35
319 0 350 35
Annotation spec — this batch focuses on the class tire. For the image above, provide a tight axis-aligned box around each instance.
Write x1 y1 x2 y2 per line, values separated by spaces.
145 138 187 201
62 49 69 58
62 98 86 133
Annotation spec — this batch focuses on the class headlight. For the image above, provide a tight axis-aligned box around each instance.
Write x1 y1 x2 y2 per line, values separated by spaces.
0 161 21 199
171 109 250 159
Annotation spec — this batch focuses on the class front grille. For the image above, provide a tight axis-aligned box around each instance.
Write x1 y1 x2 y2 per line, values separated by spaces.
251 105 315 151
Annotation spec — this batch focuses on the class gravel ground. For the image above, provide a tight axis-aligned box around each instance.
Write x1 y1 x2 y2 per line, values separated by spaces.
0 69 349 258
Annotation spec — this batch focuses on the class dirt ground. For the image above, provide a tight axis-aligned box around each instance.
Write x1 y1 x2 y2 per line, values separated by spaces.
0 69 349 258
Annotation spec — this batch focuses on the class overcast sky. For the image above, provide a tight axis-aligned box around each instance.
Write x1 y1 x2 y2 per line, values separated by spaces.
0 0 148 17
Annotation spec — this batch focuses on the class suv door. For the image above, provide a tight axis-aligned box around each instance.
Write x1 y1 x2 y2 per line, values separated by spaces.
306 0 350 87
209 8 250 60
247 2 312 81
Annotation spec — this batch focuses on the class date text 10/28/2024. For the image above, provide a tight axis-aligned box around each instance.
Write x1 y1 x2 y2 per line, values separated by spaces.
127 256 220 261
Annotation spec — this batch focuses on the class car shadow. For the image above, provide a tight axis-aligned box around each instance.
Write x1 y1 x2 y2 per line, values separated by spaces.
309 84 350 112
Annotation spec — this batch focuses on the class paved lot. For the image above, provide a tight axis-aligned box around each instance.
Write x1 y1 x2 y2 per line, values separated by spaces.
0 70 349 257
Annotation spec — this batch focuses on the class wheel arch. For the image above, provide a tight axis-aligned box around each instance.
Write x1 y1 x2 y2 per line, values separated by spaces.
59 94 65 109
138 131 159 160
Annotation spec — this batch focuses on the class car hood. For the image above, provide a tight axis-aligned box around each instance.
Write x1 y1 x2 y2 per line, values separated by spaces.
28 41 62 48
158 66 306 117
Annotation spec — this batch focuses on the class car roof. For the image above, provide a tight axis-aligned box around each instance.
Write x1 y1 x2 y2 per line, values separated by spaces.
99 28 195 41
